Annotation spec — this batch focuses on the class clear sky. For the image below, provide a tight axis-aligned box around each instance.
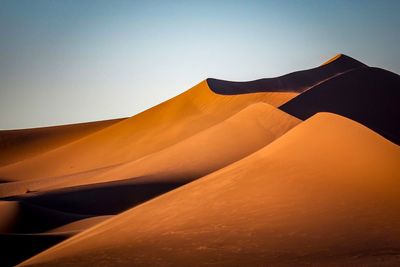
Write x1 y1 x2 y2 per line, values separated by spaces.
1 0 399 129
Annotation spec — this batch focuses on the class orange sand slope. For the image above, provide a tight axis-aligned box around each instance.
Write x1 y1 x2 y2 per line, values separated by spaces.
20 113 400 267
0 81 297 182
0 103 300 196
0 118 124 167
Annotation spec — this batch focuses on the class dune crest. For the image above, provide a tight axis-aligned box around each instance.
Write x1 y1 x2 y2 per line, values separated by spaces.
207 54 366 94
19 113 400 267
320 53 342 65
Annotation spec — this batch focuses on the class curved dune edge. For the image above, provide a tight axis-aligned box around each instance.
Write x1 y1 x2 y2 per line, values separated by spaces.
0 118 125 167
19 113 400 267
46 216 112 234
280 67 400 145
206 54 367 95
320 53 342 66
0 102 300 197
0 81 297 182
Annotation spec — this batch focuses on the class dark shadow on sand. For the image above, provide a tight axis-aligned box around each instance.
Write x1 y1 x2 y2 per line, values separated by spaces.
207 54 366 94
280 67 400 145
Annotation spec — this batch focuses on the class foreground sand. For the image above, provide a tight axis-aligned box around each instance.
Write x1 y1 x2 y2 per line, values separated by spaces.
19 113 400 266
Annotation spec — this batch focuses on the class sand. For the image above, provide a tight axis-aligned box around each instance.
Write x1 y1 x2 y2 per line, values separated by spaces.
0 103 300 197
0 118 124 167
0 81 297 182
280 67 400 145
19 113 400 266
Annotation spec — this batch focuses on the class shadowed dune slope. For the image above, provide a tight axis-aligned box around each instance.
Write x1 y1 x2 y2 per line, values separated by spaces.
6 177 186 216
0 118 124 167
19 113 400 267
0 200 111 266
0 103 300 196
0 81 296 182
0 201 88 234
280 67 400 145
0 233 67 267
207 54 366 94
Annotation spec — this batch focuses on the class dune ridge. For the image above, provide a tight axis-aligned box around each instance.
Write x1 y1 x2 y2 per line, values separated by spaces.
207 54 367 94
18 113 400 267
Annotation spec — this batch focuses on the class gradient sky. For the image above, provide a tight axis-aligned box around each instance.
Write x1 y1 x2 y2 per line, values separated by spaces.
1 0 399 129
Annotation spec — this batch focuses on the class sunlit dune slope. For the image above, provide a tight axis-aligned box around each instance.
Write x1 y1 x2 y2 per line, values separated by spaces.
0 103 300 195
207 54 366 94
0 118 124 167
0 81 296 182
280 67 400 145
20 113 400 267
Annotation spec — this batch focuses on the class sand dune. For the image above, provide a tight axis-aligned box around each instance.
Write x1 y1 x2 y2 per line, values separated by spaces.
0 103 300 197
207 54 366 94
280 67 400 145
0 81 297 182
0 54 359 182
0 103 299 216
0 118 124 167
19 113 400 267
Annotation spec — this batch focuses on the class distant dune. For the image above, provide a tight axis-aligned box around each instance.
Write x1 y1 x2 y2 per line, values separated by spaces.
280 67 400 145
19 113 400 267
207 54 366 94
0 81 296 182
0 118 124 167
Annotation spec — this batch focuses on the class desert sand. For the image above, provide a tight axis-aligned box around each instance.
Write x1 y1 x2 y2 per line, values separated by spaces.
0 54 399 267
0 54 361 182
0 82 296 182
0 118 124 167
0 103 300 197
18 113 400 267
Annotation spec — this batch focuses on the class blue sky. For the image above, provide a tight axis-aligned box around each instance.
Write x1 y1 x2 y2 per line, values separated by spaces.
1 0 399 129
